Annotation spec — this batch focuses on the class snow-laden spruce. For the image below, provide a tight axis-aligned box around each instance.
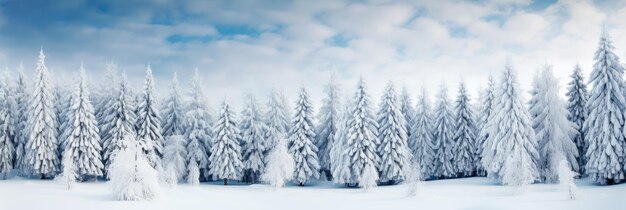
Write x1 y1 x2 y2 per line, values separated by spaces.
584 31 626 185
400 86 416 139
432 85 456 178
530 66 578 183
26 49 59 178
262 127 294 188
102 73 137 177
63 67 104 180
315 75 340 181
162 135 186 186
345 78 380 187
453 83 478 177
57 149 77 190
566 64 589 175
288 88 320 186
239 94 267 184
109 134 160 201
558 158 578 200
13 64 29 175
475 76 495 177
95 62 118 150
53 79 70 154
330 97 353 185
184 69 212 183
209 102 244 185
161 73 185 137
266 90 291 150
135 66 163 168
409 89 436 179
376 82 411 184
482 63 539 185
0 88 13 179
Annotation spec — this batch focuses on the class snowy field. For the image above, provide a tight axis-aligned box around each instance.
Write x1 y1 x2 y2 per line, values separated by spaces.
1 177 624 210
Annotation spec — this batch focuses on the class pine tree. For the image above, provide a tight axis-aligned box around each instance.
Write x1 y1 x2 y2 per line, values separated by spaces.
400 86 416 138
162 135 186 186
315 75 340 181
531 66 579 183
26 49 59 178
453 83 478 177
109 134 160 201
135 65 164 168
584 31 626 185
330 97 353 185
482 63 539 185
376 82 410 184
13 64 29 175
63 67 103 180
96 62 118 148
240 94 267 183
566 64 589 175
184 69 212 183
53 80 70 154
102 73 136 176
432 85 456 178
209 102 243 185
289 88 320 186
0 91 13 179
345 78 380 187
409 89 436 179
266 90 290 150
56 151 77 190
161 72 185 137
476 76 495 177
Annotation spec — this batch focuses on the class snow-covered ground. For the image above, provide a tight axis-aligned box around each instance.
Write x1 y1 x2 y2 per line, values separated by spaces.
1 177 624 210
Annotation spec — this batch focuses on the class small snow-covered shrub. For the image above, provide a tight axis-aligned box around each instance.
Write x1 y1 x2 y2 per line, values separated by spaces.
109 135 160 201
558 159 578 200
405 161 422 197
55 153 77 190
359 164 379 192
162 135 187 186
262 135 294 188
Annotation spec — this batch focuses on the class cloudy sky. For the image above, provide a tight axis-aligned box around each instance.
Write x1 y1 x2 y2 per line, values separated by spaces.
0 0 625 110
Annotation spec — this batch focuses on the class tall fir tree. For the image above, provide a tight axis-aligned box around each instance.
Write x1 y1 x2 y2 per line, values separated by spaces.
266 90 291 150
209 102 243 185
239 94 267 183
409 89 436 179
53 78 69 154
584 31 626 185
14 64 30 175
63 66 103 179
376 82 411 184
161 72 185 137
0 74 14 178
135 65 163 168
531 66 578 183
26 49 59 178
566 64 589 175
345 78 380 187
453 83 478 177
95 62 118 158
315 75 340 181
184 69 212 182
432 85 456 178
400 86 416 138
482 63 539 185
101 73 136 176
476 76 495 177
330 97 353 185
289 88 320 185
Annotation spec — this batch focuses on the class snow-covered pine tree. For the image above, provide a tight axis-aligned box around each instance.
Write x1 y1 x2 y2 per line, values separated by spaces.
453 82 478 177
13 64 30 175
135 65 164 168
26 49 59 178
102 73 137 177
95 62 118 146
239 94 267 184
376 82 410 184
209 102 243 185
162 135 187 186
109 134 160 201
266 90 291 150
404 160 422 197
53 79 70 154
400 86 416 139
0 91 13 179
360 164 378 192
482 63 539 184
531 66 579 183
409 89 436 179
63 67 103 180
262 127 294 188
566 64 589 175
345 78 380 187
476 76 495 177
558 158 578 200
315 74 340 181
184 69 212 183
584 31 626 185
432 85 456 179
288 88 320 186
161 72 185 137
330 97 353 185
56 150 77 190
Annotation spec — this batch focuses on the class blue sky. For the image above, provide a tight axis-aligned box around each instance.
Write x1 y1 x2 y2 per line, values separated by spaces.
0 0 624 109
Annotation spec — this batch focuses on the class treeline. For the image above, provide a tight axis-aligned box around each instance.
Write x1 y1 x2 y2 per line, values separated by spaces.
0 31 624 188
